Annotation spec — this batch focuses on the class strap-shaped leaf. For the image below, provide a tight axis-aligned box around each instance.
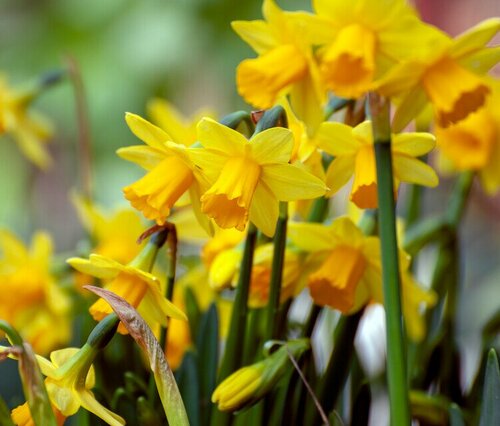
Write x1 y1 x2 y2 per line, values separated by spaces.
479 349 500 426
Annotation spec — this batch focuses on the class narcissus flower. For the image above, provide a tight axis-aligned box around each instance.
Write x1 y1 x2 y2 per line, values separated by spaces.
67 241 186 334
376 18 500 130
192 118 327 236
319 121 438 209
435 80 500 194
212 339 309 412
0 76 53 169
118 113 210 232
0 231 71 354
288 217 382 313
11 403 66 426
297 0 442 99
72 194 145 264
232 0 325 129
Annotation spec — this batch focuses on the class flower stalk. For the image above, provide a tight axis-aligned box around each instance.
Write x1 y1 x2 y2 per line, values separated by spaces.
368 92 410 425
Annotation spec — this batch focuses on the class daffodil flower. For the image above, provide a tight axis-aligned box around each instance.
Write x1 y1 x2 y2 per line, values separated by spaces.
288 217 382 313
38 346 124 426
67 242 186 334
232 0 325 129
11 402 66 426
0 231 71 354
436 79 500 194
191 117 327 237
118 113 211 233
319 120 438 209
376 18 500 130
0 75 53 169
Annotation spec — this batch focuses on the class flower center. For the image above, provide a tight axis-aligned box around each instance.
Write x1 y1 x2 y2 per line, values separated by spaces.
308 246 367 313
422 56 490 127
201 156 261 231
320 24 376 98
123 156 194 225
351 144 378 209
236 44 308 109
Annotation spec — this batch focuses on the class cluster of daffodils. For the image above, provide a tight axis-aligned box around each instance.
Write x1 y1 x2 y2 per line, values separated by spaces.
1 0 500 425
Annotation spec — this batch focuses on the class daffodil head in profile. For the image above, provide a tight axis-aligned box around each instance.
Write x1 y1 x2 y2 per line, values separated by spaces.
288 217 382 313
376 18 500 131
118 113 211 233
191 117 327 237
67 241 186 335
318 120 438 209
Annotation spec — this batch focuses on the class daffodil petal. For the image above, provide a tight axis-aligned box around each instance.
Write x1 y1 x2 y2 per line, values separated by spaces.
31 232 52 266
197 118 247 156
331 217 363 245
79 390 125 426
375 61 426 98
188 147 227 182
125 113 171 150
288 222 333 252
450 17 500 59
262 163 327 201
13 126 52 170
147 98 191 145
249 182 279 237
189 182 214 237
460 46 500 74
317 122 359 156
393 156 439 187
251 127 293 164
66 256 119 279
231 20 278 54
325 156 355 195
116 145 165 171
392 132 436 156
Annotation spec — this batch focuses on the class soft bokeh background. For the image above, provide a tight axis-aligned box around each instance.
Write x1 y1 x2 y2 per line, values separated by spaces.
0 0 499 423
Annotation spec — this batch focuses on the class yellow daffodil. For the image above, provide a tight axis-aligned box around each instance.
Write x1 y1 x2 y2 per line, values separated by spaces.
192 117 327 236
147 98 215 146
319 120 438 209
0 231 71 354
0 75 53 169
11 403 66 426
67 242 186 334
288 217 382 313
377 18 500 130
212 339 309 412
232 0 325 129
295 0 443 99
72 194 145 264
435 79 500 194
37 346 124 425
118 113 211 232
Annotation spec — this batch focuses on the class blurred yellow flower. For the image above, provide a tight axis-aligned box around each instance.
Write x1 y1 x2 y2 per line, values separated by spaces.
0 75 53 169
232 0 325 129
72 194 145 264
288 217 381 313
436 80 500 194
192 117 327 236
299 0 442 99
319 121 438 209
67 243 186 334
118 113 211 232
11 403 66 426
0 231 71 354
377 18 500 130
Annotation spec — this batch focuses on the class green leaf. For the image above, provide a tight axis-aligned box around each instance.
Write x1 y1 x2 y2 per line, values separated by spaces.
196 303 219 425
85 285 189 426
479 349 500 426
449 403 465 426
185 286 201 343
410 390 449 425
0 395 15 426
176 351 200 426
0 321 57 426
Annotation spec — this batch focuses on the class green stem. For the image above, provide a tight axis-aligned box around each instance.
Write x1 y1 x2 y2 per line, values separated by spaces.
211 224 258 426
445 171 474 230
264 202 288 341
369 93 410 425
